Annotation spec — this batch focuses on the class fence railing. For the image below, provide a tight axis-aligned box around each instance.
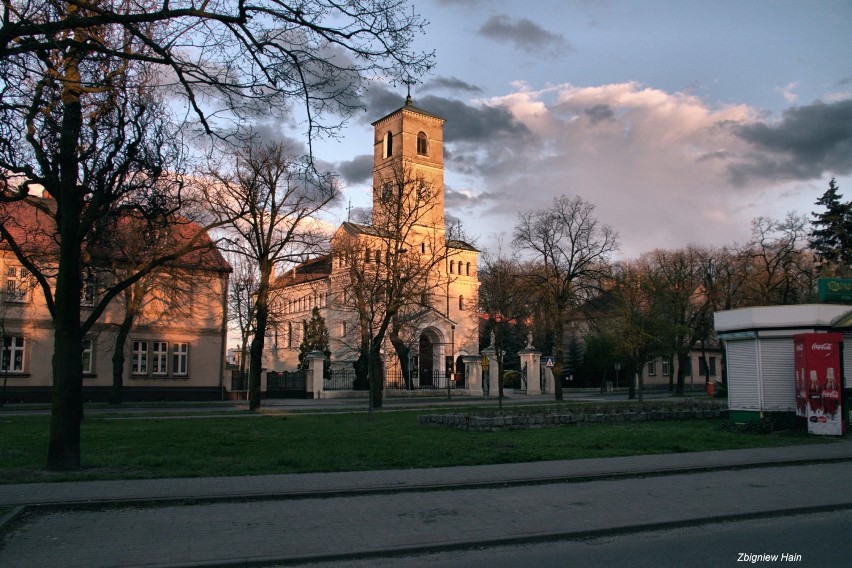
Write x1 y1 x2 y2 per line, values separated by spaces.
320 369 467 391
325 368 368 391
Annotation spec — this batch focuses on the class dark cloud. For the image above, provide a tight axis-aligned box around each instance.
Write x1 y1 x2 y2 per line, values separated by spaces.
478 15 573 56
416 95 530 142
584 104 614 124
422 76 484 94
336 154 373 185
730 100 852 184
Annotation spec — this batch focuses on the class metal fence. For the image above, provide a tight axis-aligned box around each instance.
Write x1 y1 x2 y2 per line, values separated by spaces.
325 368 367 391
321 369 466 391
385 370 465 390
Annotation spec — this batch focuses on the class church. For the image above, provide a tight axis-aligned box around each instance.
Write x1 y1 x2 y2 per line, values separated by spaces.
264 97 480 390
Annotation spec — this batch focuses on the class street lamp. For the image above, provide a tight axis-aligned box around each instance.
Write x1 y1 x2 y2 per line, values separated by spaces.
447 325 455 400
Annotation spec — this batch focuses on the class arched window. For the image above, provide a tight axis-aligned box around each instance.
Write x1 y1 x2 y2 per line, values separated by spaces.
416 131 428 155
459 295 464 310
365 249 371 262
385 131 393 158
449 260 455 274
466 262 471 276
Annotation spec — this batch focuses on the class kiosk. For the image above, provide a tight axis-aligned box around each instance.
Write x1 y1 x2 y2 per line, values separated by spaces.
714 304 852 430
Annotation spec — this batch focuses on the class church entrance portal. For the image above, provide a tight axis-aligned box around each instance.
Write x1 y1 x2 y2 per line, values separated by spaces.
419 334 434 386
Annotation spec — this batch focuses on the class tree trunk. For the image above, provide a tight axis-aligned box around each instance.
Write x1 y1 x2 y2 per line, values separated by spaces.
389 332 412 389
248 260 273 411
628 362 636 399
369 339 383 409
110 314 134 406
46 53 85 472
675 352 688 395
552 315 564 401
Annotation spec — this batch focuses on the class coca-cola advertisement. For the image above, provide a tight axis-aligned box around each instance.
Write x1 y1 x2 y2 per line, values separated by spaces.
793 333 844 436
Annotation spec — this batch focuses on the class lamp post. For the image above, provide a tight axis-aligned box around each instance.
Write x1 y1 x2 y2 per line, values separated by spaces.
447 325 455 400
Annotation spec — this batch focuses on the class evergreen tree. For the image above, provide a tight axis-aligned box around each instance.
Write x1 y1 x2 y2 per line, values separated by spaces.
810 178 852 270
299 307 331 371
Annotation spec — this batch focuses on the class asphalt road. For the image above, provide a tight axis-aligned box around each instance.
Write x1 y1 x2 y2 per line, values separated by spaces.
294 508 852 568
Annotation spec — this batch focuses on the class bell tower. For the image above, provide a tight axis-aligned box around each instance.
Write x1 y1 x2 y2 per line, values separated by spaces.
371 96 445 231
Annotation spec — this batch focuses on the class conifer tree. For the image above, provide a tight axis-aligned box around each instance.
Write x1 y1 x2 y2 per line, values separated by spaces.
299 307 331 371
810 178 852 270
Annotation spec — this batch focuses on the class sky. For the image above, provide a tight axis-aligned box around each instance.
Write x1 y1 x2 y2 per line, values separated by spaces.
308 0 852 259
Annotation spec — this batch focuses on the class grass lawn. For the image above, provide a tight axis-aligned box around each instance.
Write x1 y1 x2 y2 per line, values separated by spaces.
0 407 821 484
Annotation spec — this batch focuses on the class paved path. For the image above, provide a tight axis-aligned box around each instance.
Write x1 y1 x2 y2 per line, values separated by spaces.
1 439 851 567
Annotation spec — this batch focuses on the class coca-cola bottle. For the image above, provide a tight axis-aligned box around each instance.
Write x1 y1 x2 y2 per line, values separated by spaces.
808 369 823 414
822 367 840 418
796 369 807 416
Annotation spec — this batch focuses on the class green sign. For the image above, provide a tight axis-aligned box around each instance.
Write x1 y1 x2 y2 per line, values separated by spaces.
818 278 852 303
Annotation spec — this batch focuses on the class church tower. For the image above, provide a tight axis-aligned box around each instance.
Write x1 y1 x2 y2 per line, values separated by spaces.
371 96 445 231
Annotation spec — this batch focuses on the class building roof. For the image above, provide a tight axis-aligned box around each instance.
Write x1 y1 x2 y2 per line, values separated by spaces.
370 95 445 126
272 254 332 288
0 197 231 272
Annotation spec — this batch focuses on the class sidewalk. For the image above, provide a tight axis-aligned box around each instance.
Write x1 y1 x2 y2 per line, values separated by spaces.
2 438 851 508
1 439 851 567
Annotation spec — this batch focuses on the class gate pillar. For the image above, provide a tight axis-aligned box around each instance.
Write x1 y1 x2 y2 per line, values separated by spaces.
462 355 483 396
480 346 502 397
306 351 326 399
519 347 542 395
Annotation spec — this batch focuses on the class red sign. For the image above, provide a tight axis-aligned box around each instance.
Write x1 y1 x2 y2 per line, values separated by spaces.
794 333 844 436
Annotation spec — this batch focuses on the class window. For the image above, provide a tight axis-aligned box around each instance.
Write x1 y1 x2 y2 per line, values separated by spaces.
5 266 30 302
385 131 393 158
82 339 93 374
466 262 471 276
449 260 455 274
647 361 656 376
172 343 188 376
339 322 347 337
662 359 670 376
81 273 96 306
381 183 393 202
459 295 464 310
1 336 25 372
417 131 428 155
132 340 148 375
152 341 168 375
365 249 371 262
421 242 425 254
698 356 717 376
287 322 293 348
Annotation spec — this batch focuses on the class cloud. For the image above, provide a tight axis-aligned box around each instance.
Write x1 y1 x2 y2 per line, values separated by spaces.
477 15 573 57
422 76 484 94
336 154 373 185
439 82 784 257
776 82 799 104
730 99 852 184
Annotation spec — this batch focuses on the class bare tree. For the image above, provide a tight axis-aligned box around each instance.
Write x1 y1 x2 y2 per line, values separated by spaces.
513 195 619 400
745 213 816 305
642 247 714 395
226 252 259 393
208 139 337 410
0 0 431 470
477 250 528 409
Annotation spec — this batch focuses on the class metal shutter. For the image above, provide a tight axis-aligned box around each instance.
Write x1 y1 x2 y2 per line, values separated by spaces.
726 340 759 410
759 338 795 411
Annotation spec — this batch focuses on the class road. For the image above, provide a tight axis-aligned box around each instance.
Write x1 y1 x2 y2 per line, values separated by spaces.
300 509 852 568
